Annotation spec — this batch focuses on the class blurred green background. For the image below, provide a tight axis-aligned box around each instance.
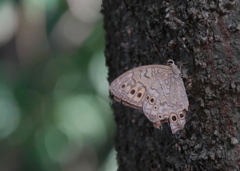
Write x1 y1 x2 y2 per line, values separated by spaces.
0 0 116 171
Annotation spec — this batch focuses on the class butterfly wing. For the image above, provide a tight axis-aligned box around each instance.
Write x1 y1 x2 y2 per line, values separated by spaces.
110 65 172 110
169 110 186 133
110 63 189 133
142 65 189 133
142 73 173 123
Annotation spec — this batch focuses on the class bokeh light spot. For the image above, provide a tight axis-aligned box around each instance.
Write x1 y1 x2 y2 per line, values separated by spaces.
0 88 20 139
55 95 107 146
89 52 108 99
0 1 18 46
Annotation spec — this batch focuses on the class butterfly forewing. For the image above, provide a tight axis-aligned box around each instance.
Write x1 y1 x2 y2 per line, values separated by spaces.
110 65 172 109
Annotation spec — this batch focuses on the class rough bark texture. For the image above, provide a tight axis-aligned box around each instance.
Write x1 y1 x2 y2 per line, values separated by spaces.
102 0 240 170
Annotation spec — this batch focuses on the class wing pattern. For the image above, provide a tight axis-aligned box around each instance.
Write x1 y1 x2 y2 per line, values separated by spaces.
110 61 189 133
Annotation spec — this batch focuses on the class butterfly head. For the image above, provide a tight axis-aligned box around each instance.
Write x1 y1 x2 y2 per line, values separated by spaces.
167 59 174 67
167 59 181 76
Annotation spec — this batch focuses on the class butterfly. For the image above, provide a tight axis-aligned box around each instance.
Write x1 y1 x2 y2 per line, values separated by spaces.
110 59 189 133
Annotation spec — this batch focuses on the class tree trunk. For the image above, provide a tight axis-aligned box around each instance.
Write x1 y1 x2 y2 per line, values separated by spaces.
102 0 240 170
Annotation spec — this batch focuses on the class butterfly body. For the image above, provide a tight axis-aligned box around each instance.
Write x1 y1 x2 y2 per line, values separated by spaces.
110 60 189 133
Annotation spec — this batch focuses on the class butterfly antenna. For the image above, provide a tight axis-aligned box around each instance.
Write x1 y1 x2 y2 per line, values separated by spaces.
152 44 162 58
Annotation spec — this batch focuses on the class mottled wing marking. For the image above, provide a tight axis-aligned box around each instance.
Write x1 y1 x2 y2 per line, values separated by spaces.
142 71 173 123
175 77 189 110
110 70 133 101
166 75 189 111
110 62 189 133
110 65 171 110
141 65 188 133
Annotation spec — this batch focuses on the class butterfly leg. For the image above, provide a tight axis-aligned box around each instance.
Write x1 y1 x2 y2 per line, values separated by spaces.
153 121 162 129
114 96 121 102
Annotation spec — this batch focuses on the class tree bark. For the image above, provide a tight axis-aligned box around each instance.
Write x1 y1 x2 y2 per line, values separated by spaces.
102 0 240 170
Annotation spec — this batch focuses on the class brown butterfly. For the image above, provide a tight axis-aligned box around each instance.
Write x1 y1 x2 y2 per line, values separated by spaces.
110 59 189 133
